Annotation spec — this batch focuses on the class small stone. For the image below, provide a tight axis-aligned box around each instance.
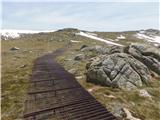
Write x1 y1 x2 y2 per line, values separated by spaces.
68 69 76 74
112 103 124 118
75 76 83 79
88 88 93 92
64 59 72 61
10 47 20 51
87 86 101 92
19 64 27 68
80 45 88 50
103 94 116 99
74 54 85 61
139 89 152 98
123 108 141 120
71 40 81 43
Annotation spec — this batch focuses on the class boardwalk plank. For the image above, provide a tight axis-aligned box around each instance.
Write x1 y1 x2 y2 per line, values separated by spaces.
24 48 116 120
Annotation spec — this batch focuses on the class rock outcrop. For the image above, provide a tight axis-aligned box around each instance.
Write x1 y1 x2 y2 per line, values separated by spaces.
125 43 160 75
85 43 160 89
109 45 124 54
86 53 151 90
81 45 109 54
81 45 124 55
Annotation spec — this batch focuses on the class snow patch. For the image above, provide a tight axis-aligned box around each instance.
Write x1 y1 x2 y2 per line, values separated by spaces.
136 33 160 44
114 39 119 41
76 31 123 46
0 29 56 34
154 43 160 47
117 35 126 39
0 29 56 40
86 32 97 36
139 30 145 34
1 31 20 39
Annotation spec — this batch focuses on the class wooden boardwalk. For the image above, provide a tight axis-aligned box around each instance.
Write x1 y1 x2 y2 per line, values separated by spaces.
24 48 116 120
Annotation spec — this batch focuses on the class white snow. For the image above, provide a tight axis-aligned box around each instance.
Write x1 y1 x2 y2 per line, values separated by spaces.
1 31 20 39
76 31 123 46
114 39 119 41
70 40 81 43
0 29 56 40
136 33 160 44
86 32 97 36
139 30 145 34
0 29 56 34
154 43 160 47
117 35 126 39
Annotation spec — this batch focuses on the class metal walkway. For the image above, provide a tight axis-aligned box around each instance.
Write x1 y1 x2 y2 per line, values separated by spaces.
23 48 116 120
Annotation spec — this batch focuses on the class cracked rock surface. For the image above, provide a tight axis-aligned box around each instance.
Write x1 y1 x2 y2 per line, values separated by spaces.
86 53 151 90
125 43 160 75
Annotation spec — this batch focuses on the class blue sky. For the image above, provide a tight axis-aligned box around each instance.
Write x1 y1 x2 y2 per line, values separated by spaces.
1 0 159 31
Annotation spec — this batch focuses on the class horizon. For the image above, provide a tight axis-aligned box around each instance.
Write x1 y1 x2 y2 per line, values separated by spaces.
1 1 159 31
0 27 159 32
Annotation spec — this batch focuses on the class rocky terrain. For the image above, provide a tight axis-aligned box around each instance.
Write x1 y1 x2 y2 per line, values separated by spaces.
1 28 160 120
86 44 159 90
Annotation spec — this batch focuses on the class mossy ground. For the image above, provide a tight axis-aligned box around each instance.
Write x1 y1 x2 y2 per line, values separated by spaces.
1 30 103 120
1 38 66 120
56 35 160 120
2 30 160 120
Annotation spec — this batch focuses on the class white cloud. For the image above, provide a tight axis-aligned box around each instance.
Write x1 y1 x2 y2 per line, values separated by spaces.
2 2 159 31
2 0 159 2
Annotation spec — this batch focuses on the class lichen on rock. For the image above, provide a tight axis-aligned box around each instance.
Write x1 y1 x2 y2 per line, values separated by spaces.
86 53 151 90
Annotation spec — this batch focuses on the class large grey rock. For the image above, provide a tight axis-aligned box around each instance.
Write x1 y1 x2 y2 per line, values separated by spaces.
81 45 124 55
86 53 151 90
125 43 160 75
109 45 124 54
